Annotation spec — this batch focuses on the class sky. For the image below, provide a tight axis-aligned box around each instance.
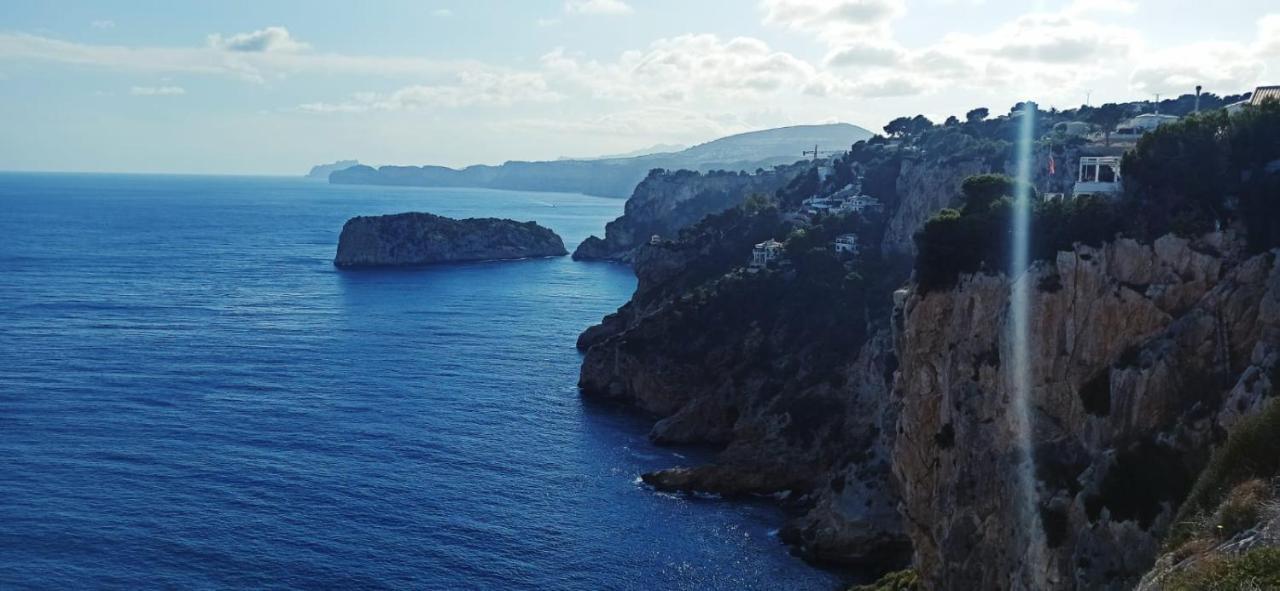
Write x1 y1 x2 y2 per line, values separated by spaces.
1 0 1278 175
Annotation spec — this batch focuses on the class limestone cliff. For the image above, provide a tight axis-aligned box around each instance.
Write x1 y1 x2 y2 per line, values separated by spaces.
333 212 566 268
892 232 1280 589
572 167 800 262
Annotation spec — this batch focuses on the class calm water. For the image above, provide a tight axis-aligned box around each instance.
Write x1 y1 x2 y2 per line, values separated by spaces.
0 173 840 590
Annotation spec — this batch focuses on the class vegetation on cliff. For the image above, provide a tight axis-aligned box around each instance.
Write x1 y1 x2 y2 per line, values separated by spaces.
913 99 1280 292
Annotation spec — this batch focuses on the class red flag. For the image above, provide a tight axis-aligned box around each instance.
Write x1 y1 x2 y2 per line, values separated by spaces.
1048 154 1056 176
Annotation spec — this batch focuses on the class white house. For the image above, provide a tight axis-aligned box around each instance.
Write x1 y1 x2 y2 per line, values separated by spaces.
1073 156 1123 198
750 239 785 269
803 193 882 216
1115 113 1178 137
833 233 860 256
839 194 882 215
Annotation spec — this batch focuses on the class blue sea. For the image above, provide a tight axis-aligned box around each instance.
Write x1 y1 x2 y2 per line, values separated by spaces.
0 173 842 590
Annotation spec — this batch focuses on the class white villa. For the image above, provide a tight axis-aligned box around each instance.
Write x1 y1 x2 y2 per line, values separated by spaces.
750 239 785 270
833 233 860 256
802 192 882 216
1112 113 1179 140
1073 156 1123 198
649 234 662 245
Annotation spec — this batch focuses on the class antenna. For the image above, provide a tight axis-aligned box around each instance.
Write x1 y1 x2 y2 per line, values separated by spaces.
1085 90 1092 107
1153 93 1161 115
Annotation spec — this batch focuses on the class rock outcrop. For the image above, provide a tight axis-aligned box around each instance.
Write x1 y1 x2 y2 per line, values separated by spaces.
572 167 800 262
892 231 1280 589
333 212 566 268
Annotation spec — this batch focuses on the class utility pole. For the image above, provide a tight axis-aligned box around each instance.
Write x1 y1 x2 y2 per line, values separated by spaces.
803 144 820 161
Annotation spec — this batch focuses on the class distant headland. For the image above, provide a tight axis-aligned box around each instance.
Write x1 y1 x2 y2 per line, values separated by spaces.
316 123 872 198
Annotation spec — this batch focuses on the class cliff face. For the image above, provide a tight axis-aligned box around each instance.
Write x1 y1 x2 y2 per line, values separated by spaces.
576 195 912 566
880 157 986 255
573 167 799 262
893 232 1280 589
333 212 566 268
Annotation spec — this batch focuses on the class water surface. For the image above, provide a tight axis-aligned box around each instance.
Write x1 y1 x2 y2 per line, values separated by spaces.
0 173 841 590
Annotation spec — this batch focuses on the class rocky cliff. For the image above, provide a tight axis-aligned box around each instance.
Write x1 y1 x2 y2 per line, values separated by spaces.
893 232 1280 589
576 189 913 567
572 167 800 262
333 212 566 268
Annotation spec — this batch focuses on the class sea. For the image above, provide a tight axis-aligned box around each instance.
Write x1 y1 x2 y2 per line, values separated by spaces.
0 173 844 590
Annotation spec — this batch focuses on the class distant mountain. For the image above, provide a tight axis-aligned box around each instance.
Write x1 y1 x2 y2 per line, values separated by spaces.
330 123 872 198
559 144 688 161
306 159 359 180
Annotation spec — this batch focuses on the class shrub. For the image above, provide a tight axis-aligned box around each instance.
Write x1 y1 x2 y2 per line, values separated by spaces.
850 569 919 591
913 176 1123 293
1213 479 1271 539
1175 401 1280 531
1163 547 1280 591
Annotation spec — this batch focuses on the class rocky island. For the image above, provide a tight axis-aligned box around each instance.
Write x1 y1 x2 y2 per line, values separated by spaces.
333 212 567 268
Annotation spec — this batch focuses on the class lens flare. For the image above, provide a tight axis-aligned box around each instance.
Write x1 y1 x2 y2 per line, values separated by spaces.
1010 101 1048 587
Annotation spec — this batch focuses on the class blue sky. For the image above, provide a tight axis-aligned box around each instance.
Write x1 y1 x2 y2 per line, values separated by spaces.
1 0 1278 174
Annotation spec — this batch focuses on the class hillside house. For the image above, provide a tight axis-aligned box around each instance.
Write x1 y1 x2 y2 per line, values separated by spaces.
1073 156 1122 198
750 239 785 270
833 233 860 256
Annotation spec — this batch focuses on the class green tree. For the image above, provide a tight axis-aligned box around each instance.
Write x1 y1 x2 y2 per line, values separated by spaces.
1086 102 1127 146
884 116 913 138
965 107 989 123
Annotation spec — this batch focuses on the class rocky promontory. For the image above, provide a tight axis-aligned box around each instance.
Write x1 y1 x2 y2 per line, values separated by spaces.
333 212 567 268
572 166 803 262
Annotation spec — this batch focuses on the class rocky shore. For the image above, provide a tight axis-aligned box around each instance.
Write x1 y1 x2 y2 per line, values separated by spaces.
334 212 566 268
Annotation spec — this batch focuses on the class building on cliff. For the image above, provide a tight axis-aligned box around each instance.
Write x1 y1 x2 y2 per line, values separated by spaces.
1073 156 1123 199
749 239 784 270
832 233 860 256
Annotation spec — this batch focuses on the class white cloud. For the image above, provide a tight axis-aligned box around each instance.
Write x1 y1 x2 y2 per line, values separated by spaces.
130 85 185 96
564 0 633 15
825 39 905 68
207 26 309 53
1130 42 1265 96
1259 14 1280 58
0 32 469 83
299 71 562 112
760 0 905 42
1065 0 1137 15
91 20 115 30
433 8 453 17
542 34 823 102
536 18 562 27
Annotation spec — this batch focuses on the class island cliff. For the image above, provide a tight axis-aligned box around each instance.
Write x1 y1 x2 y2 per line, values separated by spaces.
334 212 566 268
